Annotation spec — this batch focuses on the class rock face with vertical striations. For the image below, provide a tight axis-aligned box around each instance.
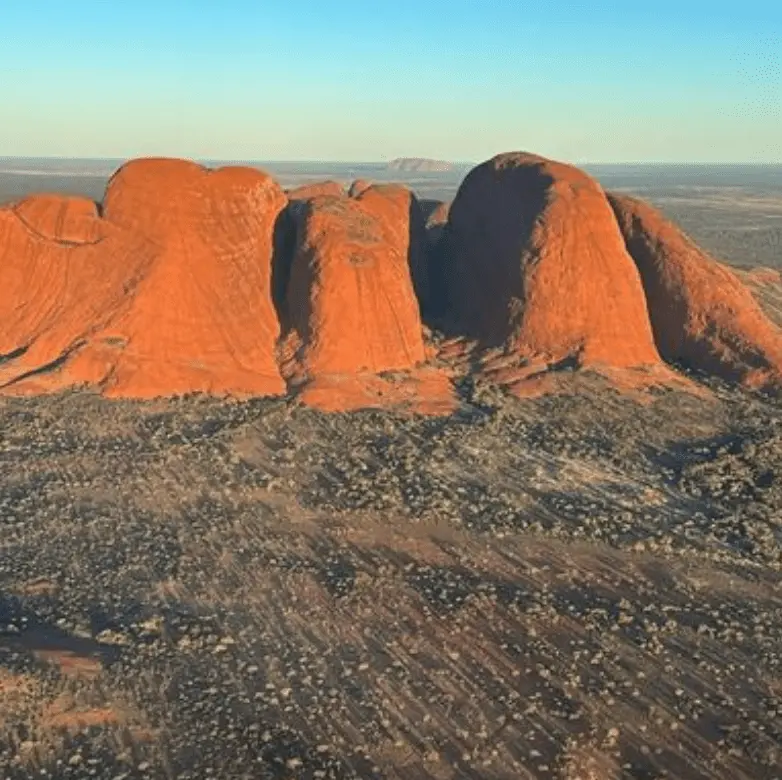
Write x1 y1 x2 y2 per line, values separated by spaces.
354 184 430 314
285 193 425 375
0 159 288 397
3 152 782 408
609 192 782 390
93 158 288 397
281 188 453 411
439 153 662 376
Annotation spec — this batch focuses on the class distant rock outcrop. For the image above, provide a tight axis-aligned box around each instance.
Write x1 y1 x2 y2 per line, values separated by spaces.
609 193 782 390
387 158 453 173
440 153 662 379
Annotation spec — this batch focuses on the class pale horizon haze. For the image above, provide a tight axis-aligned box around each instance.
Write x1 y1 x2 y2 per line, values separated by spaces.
1 1 780 164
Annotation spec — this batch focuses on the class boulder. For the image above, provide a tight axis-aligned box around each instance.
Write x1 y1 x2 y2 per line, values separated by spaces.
609 193 782 389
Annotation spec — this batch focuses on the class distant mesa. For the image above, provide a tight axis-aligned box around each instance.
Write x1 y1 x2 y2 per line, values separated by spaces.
1 151 781 409
609 192 782 391
386 158 454 173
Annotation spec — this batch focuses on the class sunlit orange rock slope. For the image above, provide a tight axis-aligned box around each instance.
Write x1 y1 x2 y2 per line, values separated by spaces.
287 180 344 201
609 193 782 391
0 194 157 392
280 187 453 412
0 159 287 396
1 152 781 409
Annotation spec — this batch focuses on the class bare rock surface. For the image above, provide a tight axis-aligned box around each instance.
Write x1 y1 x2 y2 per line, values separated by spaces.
0 159 288 398
288 180 345 201
281 189 452 413
610 193 782 391
438 153 672 393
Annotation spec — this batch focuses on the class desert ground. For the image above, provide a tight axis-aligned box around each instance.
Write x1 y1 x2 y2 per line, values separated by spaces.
1 160 782 779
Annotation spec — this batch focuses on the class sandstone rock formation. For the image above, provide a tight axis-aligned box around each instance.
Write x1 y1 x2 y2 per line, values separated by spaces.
2 151 780 410
419 199 450 247
96 159 288 397
285 193 425 375
439 153 661 377
348 179 373 198
0 194 156 392
287 180 344 201
13 194 105 243
354 184 430 313
737 267 782 328
0 159 288 397
387 158 454 173
609 193 782 389
281 190 452 411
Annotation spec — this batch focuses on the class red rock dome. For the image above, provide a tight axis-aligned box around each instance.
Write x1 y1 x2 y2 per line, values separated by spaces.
609 192 782 390
440 153 661 372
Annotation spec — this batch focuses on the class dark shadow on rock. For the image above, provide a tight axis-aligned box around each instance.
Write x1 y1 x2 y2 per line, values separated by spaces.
435 161 549 344
407 193 431 321
271 204 299 330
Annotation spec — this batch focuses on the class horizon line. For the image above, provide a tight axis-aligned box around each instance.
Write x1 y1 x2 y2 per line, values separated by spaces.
1 156 781 167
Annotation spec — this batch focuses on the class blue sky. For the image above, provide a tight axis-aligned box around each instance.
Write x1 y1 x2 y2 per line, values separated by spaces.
1 1 779 162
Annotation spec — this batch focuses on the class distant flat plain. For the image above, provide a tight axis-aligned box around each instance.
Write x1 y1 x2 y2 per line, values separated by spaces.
1 158 780 269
